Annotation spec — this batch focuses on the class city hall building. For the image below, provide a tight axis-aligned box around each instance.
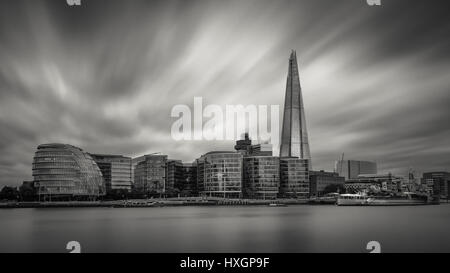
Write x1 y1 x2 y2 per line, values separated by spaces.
32 144 105 200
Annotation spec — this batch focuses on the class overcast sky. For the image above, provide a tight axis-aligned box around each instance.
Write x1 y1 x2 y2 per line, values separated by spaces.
0 0 449 187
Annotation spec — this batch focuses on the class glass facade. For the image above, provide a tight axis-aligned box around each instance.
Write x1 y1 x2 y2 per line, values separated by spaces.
133 155 167 194
243 156 279 199
422 172 450 199
166 160 184 194
196 158 206 193
335 160 377 180
182 163 197 195
197 152 242 198
32 144 105 198
90 154 132 193
280 51 312 169
309 170 345 197
279 157 309 198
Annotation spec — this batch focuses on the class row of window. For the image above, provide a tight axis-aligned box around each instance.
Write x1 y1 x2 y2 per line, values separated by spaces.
33 163 78 169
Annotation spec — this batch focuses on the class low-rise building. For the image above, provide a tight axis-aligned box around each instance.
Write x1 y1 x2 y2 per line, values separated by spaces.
344 173 405 193
422 172 450 199
309 170 345 197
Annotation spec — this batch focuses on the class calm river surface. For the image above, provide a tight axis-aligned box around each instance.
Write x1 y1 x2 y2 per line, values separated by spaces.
1 204 450 253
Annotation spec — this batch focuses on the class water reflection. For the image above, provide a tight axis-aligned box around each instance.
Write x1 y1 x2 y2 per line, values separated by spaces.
1 205 450 253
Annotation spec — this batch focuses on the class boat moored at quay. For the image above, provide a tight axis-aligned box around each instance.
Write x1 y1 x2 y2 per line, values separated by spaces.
337 192 437 206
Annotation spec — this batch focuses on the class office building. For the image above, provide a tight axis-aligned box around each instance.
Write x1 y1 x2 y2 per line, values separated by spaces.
196 157 206 194
335 160 377 180
131 155 147 186
279 157 309 198
166 159 184 195
196 151 243 198
133 154 168 195
243 156 279 199
309 170 345 197
32 144 105 199
182 162 198 196
422 172 450 199
90 154 132 194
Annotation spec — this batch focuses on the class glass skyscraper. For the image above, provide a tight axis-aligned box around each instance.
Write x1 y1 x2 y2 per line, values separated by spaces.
278 50 311 197
280 50 311 169
32 144 105 199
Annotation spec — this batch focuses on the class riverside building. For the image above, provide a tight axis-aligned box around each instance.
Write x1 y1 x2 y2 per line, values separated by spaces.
335 160 377 180
279 157 309 198
166 159 184 195
32 143 105 200
309 170 345 197
422 172 450 199
280 50 312 170
196 151 243 198
133 154 168 195
243 156 280 199
90 154 132 194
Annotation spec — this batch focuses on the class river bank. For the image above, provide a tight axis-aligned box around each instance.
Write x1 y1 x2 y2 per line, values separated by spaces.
0 197 323 209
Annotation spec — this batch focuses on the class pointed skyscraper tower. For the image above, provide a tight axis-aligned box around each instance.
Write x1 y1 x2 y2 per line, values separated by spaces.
280 50 312 169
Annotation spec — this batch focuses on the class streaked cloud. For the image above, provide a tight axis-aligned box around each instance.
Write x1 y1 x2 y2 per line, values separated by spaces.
0 0 449 186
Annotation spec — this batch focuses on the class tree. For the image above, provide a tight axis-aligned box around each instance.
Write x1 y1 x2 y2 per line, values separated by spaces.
0 186 20 201
19 182 37 201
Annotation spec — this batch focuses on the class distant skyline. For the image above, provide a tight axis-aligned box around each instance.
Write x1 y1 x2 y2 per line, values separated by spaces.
1 0 450 187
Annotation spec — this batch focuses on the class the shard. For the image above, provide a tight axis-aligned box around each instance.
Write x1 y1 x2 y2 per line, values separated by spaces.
280 50 312 168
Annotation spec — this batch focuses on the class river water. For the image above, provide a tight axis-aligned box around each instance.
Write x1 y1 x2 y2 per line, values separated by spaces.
1 204 450 253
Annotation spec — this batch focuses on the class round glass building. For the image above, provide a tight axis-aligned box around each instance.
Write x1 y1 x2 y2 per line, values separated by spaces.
32 144 105 200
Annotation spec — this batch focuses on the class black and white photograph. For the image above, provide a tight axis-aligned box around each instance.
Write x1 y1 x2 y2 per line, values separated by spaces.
1 0 450 261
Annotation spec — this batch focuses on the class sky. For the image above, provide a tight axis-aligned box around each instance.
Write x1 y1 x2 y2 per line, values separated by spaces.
0 0 449 187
